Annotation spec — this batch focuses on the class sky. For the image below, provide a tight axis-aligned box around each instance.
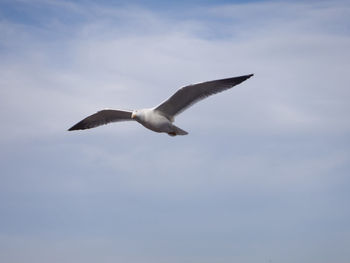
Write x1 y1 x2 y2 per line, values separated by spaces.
0 0 350 262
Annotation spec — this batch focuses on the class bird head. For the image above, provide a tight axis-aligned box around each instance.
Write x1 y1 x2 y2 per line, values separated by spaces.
131 110 139 120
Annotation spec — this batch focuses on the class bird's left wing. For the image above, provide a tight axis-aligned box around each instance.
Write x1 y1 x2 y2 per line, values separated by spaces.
155 74 253 119
68 109 133 131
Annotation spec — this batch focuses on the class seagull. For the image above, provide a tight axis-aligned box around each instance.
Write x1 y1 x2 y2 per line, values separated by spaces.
68 74 253 136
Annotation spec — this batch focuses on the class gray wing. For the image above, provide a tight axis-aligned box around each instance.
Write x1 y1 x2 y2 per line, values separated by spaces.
68 109 133 131
155 74 253 118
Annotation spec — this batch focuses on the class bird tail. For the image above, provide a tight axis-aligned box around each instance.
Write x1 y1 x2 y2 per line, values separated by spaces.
168 125 188 136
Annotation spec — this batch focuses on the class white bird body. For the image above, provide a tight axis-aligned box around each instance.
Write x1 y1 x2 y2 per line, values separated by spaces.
132 109 170 132
131 108 187 136
68 74 253 136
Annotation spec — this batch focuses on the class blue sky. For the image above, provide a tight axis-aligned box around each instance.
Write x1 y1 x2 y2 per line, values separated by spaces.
1 0 350 262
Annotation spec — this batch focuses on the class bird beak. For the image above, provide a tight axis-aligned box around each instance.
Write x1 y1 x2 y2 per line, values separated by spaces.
131 112 135 119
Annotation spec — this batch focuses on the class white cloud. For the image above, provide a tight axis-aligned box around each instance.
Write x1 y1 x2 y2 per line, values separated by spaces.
1 0 349 141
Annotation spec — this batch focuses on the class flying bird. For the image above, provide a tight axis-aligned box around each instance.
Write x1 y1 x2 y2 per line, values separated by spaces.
68 74 253 136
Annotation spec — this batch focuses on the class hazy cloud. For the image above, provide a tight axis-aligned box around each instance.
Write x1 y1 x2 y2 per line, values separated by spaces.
1 1 350 262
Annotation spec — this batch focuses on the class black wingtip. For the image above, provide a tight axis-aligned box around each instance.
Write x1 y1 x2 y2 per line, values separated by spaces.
231 73 254 85
67 122 85 131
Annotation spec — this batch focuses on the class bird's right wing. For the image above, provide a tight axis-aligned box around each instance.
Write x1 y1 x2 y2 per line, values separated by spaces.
68 109 133 131
155 74 253 119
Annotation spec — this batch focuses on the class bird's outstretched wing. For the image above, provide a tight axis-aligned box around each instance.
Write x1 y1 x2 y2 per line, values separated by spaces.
68 109 133 131
155 74 253 119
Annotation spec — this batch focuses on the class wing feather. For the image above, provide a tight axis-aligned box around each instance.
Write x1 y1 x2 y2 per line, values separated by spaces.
155 74 253 118
68 109 133 131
